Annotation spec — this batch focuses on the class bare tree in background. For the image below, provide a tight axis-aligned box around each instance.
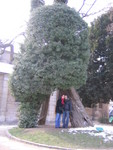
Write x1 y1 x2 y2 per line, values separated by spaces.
77 0 113 18
78 0 97 18
0 40 14 63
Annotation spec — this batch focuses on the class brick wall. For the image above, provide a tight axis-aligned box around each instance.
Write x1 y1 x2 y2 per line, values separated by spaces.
85 103 109 121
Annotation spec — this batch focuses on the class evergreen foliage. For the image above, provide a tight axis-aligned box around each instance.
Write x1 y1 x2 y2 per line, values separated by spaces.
78 8 113 107
54 0 68 4
25 4 90 92
31 0 45 11
18 101 41 128
10 3 90 127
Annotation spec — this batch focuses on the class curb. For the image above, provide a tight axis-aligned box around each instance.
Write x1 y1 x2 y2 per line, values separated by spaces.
6 129 74 150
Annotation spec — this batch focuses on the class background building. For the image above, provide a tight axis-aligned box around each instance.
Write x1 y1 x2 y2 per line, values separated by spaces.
0 50 19 124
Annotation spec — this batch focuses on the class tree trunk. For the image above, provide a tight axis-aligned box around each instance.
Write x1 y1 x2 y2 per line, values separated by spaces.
38 98 49 125
59 87 93 127
70 87 93 127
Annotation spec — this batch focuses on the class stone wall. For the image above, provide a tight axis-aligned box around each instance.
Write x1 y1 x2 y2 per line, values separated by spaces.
85 103 109 121
0 73 19 124
5 91 19 123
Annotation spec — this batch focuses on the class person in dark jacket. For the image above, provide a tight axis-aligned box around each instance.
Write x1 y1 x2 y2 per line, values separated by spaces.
62 95 72 128
55 95 65 128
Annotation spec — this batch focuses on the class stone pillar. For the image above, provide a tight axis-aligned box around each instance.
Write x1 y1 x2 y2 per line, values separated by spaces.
0 74 9 122
45 91 57 125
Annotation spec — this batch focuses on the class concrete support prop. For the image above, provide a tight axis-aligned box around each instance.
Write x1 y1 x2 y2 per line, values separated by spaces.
45 91 58 125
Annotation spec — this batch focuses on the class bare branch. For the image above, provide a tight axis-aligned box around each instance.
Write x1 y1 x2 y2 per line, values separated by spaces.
9 32 26 44
0 39 15 63
0 42 14 63
81 7 109 18
0 48 5 55
78 0 86 13
82 0 97 18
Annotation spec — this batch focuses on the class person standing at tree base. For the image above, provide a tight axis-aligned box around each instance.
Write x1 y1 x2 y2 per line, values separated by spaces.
55 95 65 128
62 95 72 128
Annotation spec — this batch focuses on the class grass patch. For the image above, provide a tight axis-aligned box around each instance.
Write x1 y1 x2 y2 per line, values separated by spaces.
9 127 113 149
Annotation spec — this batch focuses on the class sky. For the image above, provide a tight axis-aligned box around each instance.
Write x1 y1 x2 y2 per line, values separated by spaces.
0 0 113 51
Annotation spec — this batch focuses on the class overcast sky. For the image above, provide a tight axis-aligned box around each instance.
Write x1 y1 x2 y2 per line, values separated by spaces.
0 0 113 48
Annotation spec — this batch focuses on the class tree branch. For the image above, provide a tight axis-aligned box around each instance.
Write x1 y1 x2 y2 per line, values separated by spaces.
0 40 14 63
82 0 97 18
81 6 110 18
78 0 86 13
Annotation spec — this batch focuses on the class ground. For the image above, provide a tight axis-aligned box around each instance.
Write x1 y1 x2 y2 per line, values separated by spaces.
9 123 113 149
0 124 113 150
0 125 56 150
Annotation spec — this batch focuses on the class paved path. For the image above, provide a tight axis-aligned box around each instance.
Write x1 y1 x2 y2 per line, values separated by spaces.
0 125 57 150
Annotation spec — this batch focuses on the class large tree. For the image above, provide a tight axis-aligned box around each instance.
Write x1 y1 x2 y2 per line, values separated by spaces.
31 0 45 11
10 0 93 127
78 8 113 107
